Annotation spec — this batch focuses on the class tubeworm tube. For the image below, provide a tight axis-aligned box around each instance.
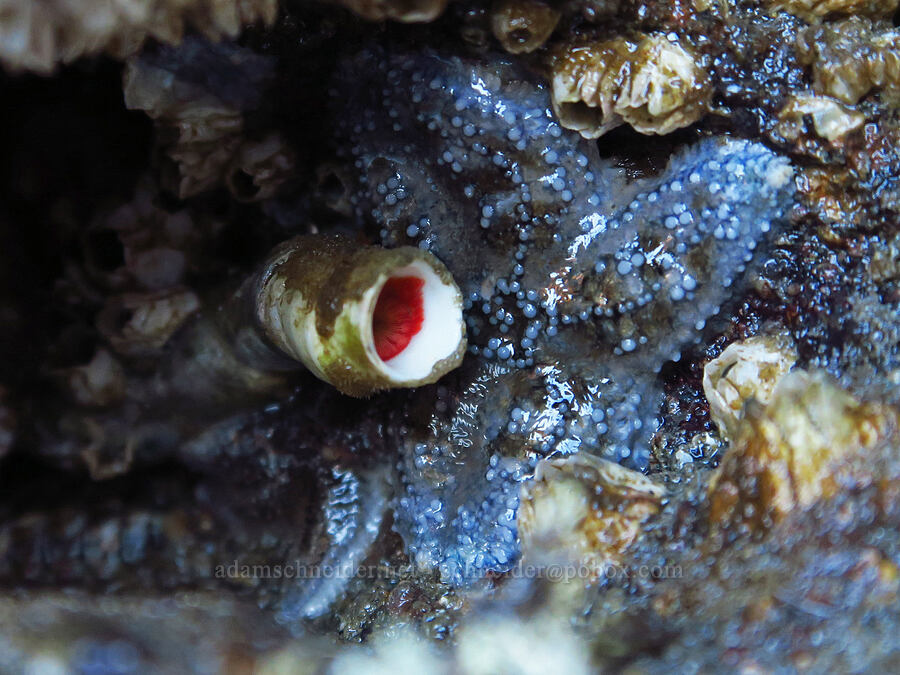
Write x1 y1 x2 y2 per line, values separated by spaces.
244 235 467 397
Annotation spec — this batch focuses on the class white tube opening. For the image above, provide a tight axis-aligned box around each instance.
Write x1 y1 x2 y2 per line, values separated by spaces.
366 261 463 382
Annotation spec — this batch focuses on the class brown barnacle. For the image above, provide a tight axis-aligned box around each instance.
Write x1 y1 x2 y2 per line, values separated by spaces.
769 0 897 23
59 348 127 408
490 0 560 54
797 18 900 106
518 452 665 580
330 0 449 22
774 94 865 143
708 370 899 534
0 0 277 74
702 334 797 441
97 290 201 358
549 35 711 139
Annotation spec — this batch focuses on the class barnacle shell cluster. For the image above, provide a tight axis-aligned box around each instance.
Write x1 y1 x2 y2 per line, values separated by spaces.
0 0 277 74
708 370 899 533
123 44 295 201
797 17 900 105
549 34 711 138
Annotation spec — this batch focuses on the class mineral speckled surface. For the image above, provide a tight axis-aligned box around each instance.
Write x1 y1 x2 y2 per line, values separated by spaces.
1 0 900 670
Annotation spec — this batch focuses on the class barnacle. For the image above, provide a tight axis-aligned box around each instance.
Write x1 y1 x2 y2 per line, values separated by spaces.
96 290 201 357
490 0 560 54
774 94 866 142
0 0 277 74
58 348 126 408
518 453 664 580
253 236 466 397
797 17 900 105
225 133 296 203
123 38 294 200
702 335 797 440
74 235 465 423
708 370 899 533
549 34 711 138
79 177 214 294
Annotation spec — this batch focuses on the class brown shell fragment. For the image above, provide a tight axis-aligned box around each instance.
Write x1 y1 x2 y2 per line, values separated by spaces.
490 0 560 55
518 452 665 580
708 370 900 534
549 35 711 139
797 18 900 105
